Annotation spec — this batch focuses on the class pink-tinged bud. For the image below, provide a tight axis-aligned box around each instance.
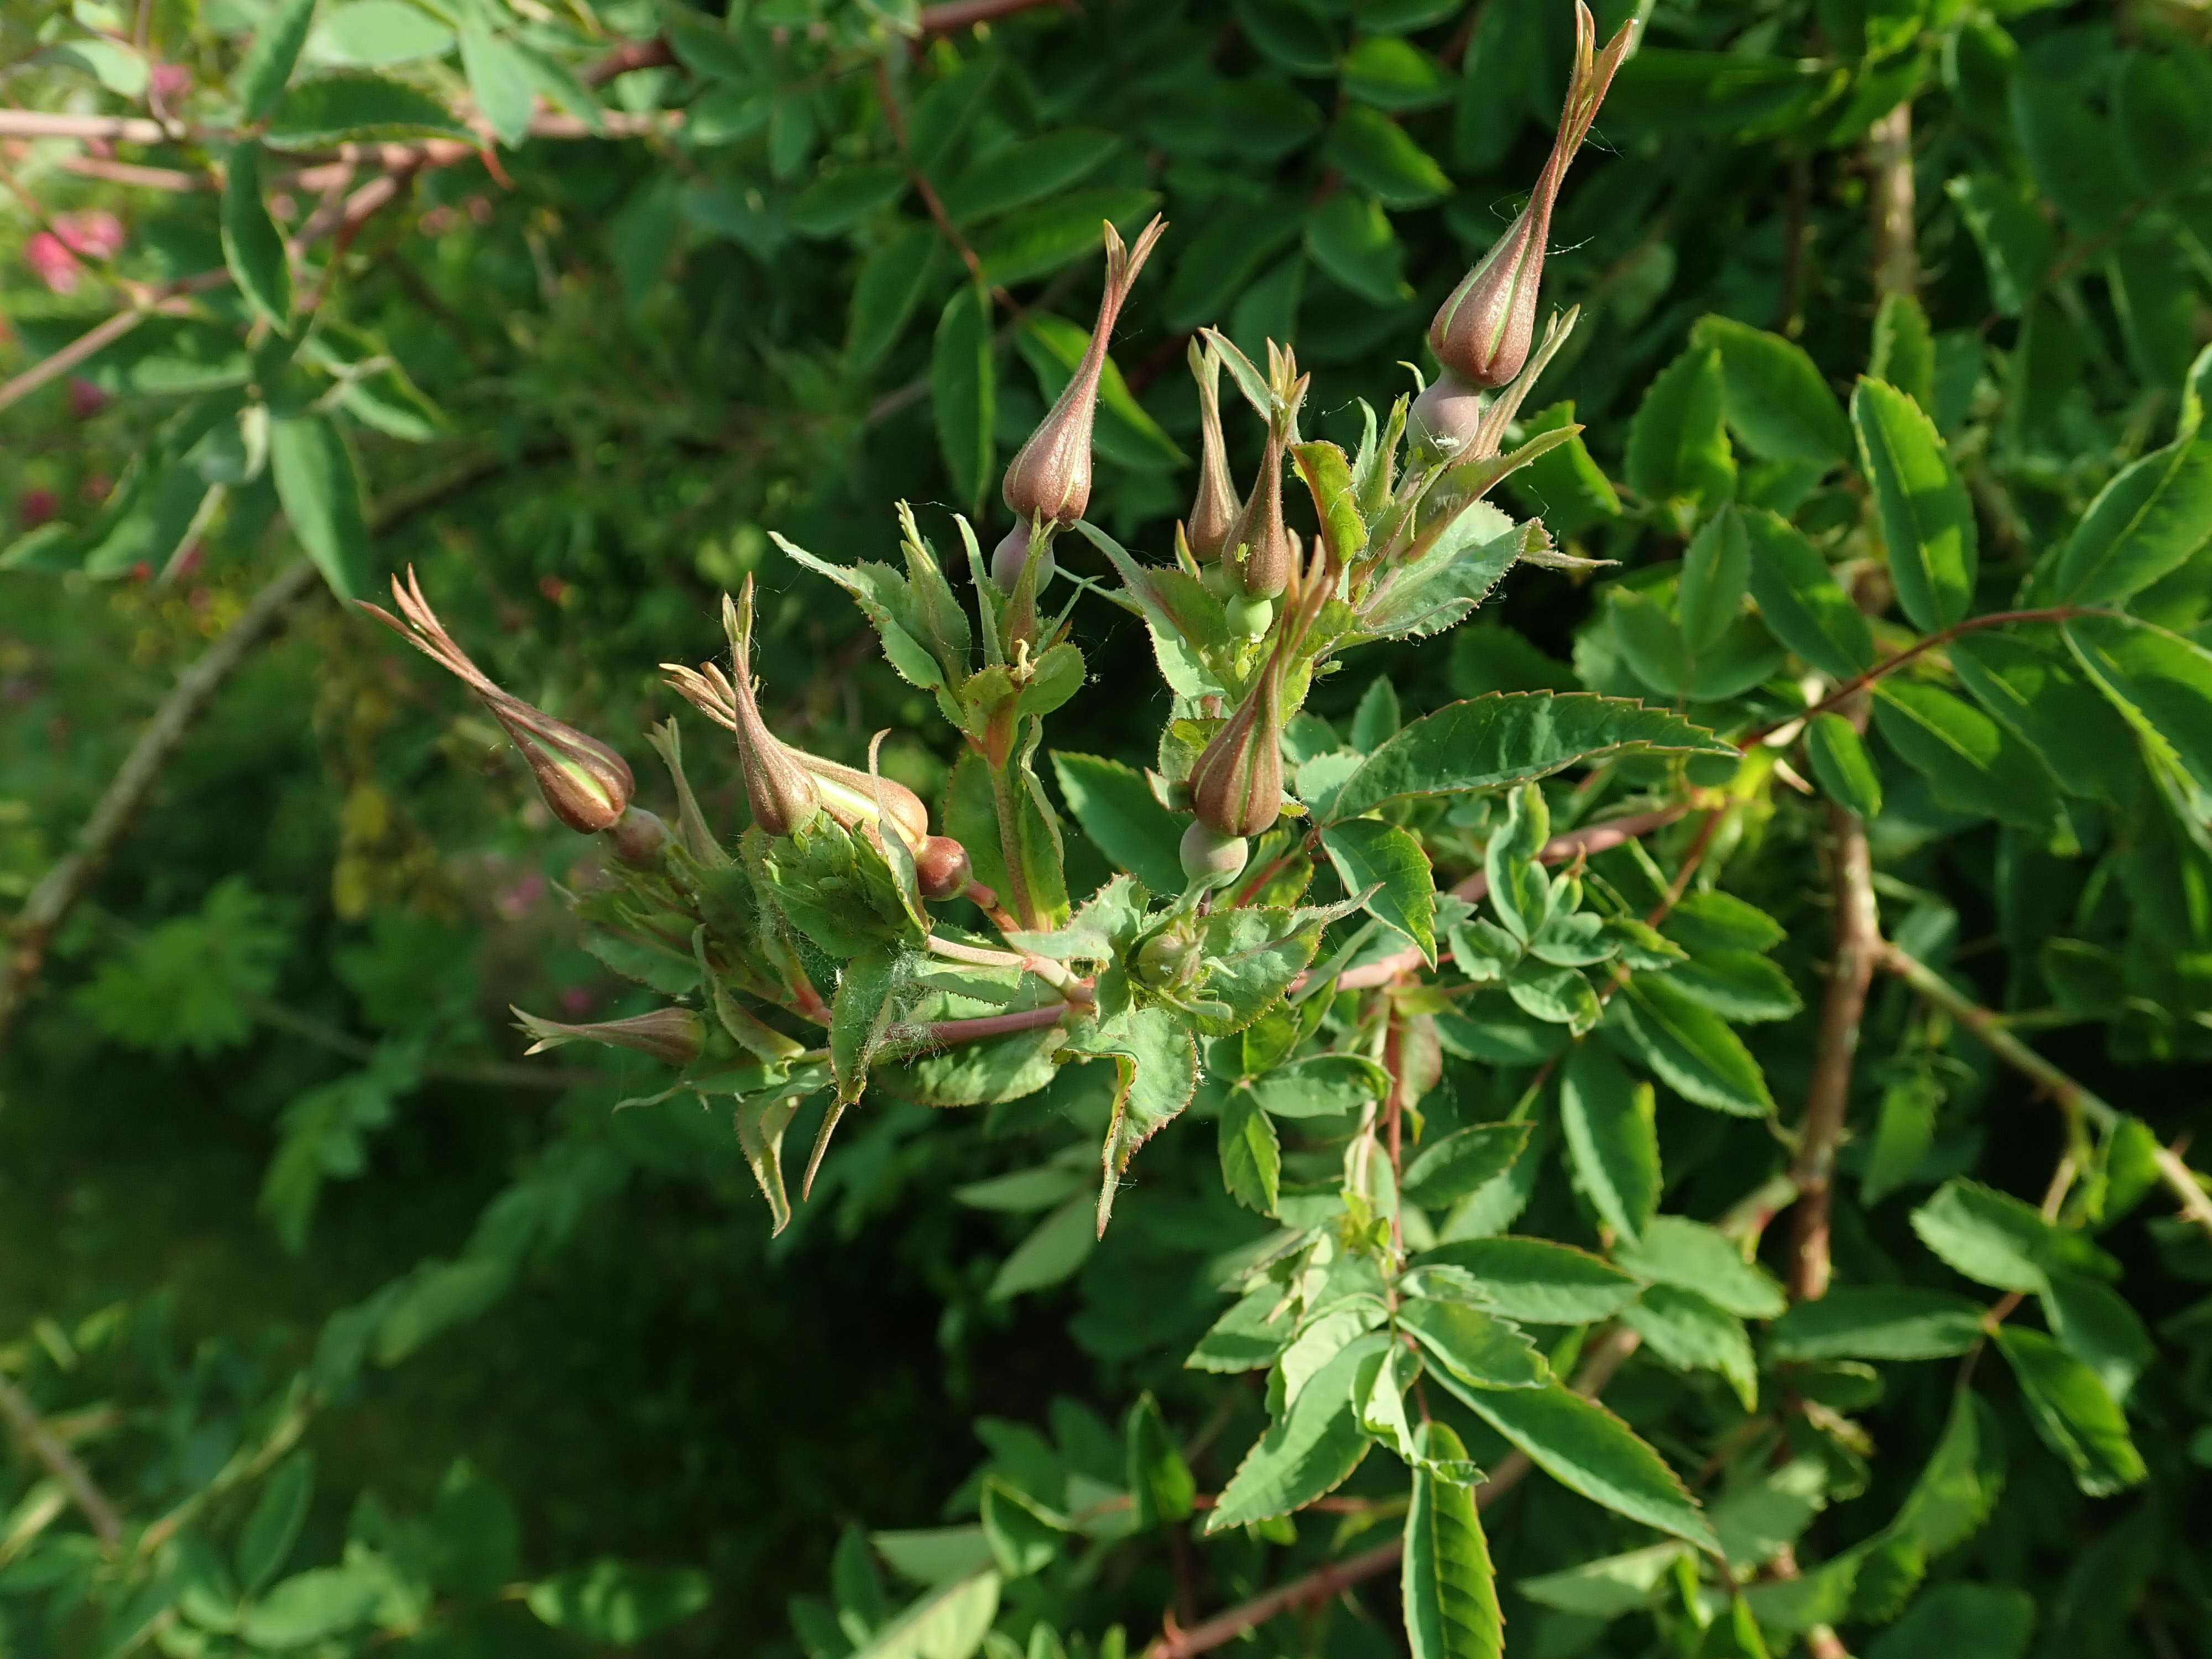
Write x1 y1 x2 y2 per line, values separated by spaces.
661 603 932 849
514 1004 702 1067
1428 2 1632 389
607 805 670 869
1409 372 1485 455
1188 642 1286 840
989 522 1056 594
1229 416 1293 599
18 488 59 529
1000 215 1167 529
717 578 821 837
1185 340 1241 562
914 835 973 901
358 568 635 835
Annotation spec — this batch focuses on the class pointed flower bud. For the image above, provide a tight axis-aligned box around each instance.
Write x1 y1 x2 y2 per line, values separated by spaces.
1428 2 1632 390
1225 346 1310 601
1189 640 1286 839
514 1004 703 1067
718 577 821 837
358 568 633 835
1000 214 1167 531
662 598 933 850
1185 339 1241 562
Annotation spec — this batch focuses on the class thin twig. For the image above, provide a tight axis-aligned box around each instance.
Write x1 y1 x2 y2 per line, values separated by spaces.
1865 101 1916 302
1878 942 2212 1238
1787 796 1879 1301
0 1371 122 1548
917 0 1077 32
0 268 231 415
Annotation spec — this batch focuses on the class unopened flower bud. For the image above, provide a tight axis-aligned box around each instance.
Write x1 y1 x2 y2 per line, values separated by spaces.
606 805 670 869
514 1004 702 1067
1428 2 1632 390
1001 215 1166 529
1409 372 1486 456
1185 340 1241 562
719 578 821 838
799 753 931 851
1180 822 1249 889
1225 593 1275 640
1136 926 1203 985
358 568 633 835
1188 644 1286 840
989 522 1056 594
915 835 973 901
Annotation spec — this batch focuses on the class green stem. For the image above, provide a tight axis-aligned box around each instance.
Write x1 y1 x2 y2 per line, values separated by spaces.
986 758 1042 932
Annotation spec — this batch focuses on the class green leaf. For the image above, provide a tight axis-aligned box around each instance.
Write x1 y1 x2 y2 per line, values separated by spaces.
1400 1297 1548 1389
1445 1377 1718 1551
1608 978 1775 1118
980 1478 1064 1576
311 0 455 67
1625 345 1735 515
1691 315 1851 468
1741 508 1876 679
1870 293 1936 413
1769 1287 1987 1361
1217 1088 1281 1215
1994 1327 2145 1496
1403 1421 1503 1659
1519 1542 1689 1618
2041 434 2212 606
832 945 901 1106
236 1453 314 1595
1678 507 1751 656
1666 947 1802 1024
220 142 291 327
2009 75 2127 234
1853 378 1976 632
1506 400 1620 538
241 1565 384 1648
1063 1006 1199 1232
939 131 1119 224
1326 106 1451 204
969 187 1159 286
1234 0 1339 75
987 1194 1095 1301
1305 191 1407 305
2040 1271 2153 1404
238 0 320 121
931 284 995 515
1401 1124 1528 1209
1870 681 2064 832
263 72 468 147
270 415 371 598
1245 1053 1384 1119
1416 1238 1642 1324
1865 1584 2034 1659
1324 693 1731 820
1345 35 1453 111
1910 1178 2062 1294
1049 753 1182 894
2063 612 2212 797
790 162 910 238
1945 633 2137 806
1204 1333 1382 1533
848 225 946 370
851 1570 1000 1659
458 25 534 148
1622 1284 1757 1409
1613 1215 1786 1319
1126 1392 1196 1527
1560 1043 1660 1243
1321 817 1435 964
1944 174 2056 317
526 1561 712 1644
1805 713 1882 818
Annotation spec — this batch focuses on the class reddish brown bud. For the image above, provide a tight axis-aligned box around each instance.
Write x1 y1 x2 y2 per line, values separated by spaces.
1428 2 1632 390
1185 339 1241 562
1188 643 1286 840
513 1004 702 1067
718 578 821 837
1001 215 1166 528
914 835 973 901
358 568 633 834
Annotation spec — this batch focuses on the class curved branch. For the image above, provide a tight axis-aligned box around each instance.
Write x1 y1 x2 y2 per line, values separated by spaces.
0 1372 122 1549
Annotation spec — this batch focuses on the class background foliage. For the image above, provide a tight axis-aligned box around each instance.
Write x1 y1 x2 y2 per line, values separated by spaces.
4 0 2212 1655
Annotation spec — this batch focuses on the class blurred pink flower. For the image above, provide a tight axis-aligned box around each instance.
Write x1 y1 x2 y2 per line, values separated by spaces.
559 986 597 1016
493 870 546 920
149 61 190 103
23 211 126 294
18 489 59 528
68 378 107 419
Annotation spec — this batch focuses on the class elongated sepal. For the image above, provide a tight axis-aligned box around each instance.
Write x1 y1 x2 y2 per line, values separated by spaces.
512 1005 702 1067
358 567 634 834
